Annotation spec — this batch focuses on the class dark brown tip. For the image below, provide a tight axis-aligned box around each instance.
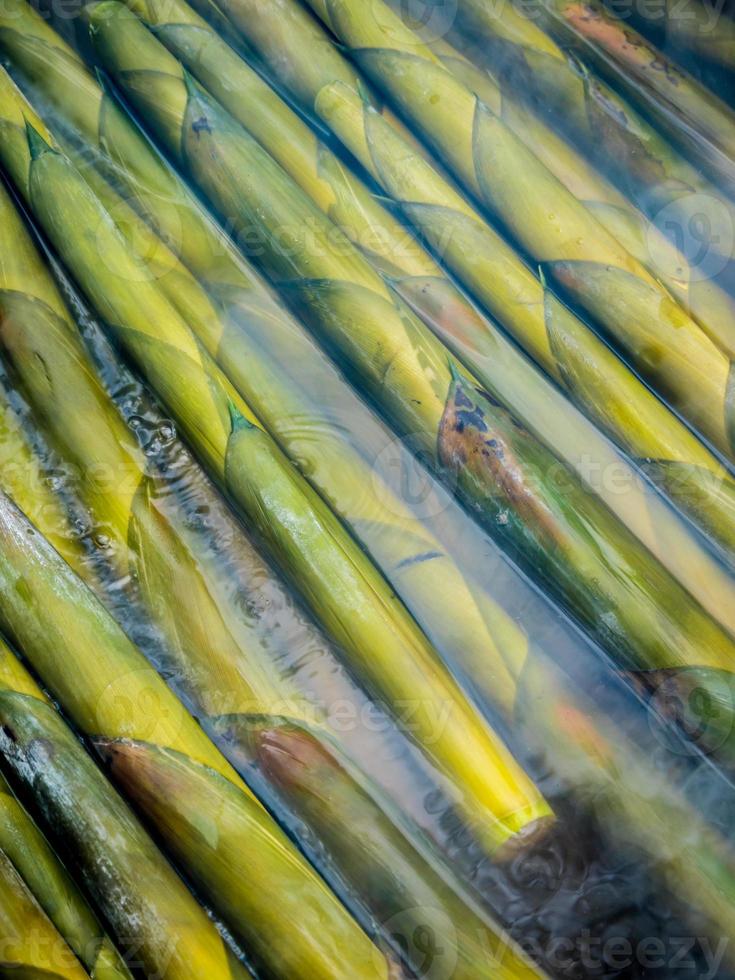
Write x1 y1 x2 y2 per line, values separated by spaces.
92 737 148 789
255 725 333 790
493 815 556 865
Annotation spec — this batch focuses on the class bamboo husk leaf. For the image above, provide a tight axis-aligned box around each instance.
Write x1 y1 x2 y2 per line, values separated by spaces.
0 639 247 980
84 150 533 727
0 848 90 980
424 28 735 362
183 0 735 604
201 317 524 717
222 407 549 841
7 0 735 625
313 83 735 574
116 0 735 658
451 0 735 289
135 719 543 980
537 0 735 193
0 0 290 307
0 247 485 980
0 120 536 968
180 0 431 161
0 772 133 980
0 191 307 720
0 488 230 776
0 636 132 980
0 374 87 574
301 0 735 458
46 91 525 723
125 0 439 279
0 57 551 855
0 187 393 980
97 737 420 979
433 371 735 755
0 688 252 980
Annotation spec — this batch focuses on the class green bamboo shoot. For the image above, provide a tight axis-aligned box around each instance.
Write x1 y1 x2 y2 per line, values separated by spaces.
0 766 133 980
171 0 735 622
0 847 91 980
0 627 249 980
538 0 735 193
0 481 388 978
0 60 550 854
248 720 545 979
424 28 735 362
452 0 735 306
302 0 735 458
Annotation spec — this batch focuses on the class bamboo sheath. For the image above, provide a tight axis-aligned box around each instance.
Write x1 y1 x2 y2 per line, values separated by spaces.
0 637 131 980
424 28 735 364
244 719 545 980
0 3 507 672
12 0 538 719
3 4 536 708
0 82 560 980
0 2 732 968
57 132 528 724
537 0 735 194
0 846 91 980
299 0 735 463
0 370 88 574
0 623 253 980
5 0 735 631
0 768 132 979
0 0 542 736
0 172 314 732
451 0 735 322
0 202 523 977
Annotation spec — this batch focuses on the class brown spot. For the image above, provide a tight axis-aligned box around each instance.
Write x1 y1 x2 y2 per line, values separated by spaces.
439 379 564 548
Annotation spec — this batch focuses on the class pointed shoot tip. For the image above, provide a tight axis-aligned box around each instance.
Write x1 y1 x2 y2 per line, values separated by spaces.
25 119 53 161
93 65 110 92
568 51 590 80
228 400 254 434
181 66 199 98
